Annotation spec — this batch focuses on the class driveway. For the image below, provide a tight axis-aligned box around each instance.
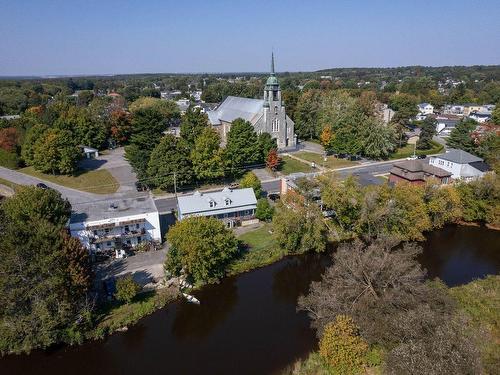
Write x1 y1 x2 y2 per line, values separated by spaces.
79 147 137 192
295 140 324 154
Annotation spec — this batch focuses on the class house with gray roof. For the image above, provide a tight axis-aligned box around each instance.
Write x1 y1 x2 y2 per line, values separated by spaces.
177 187 258 228
429 149 490 181
207 53 296 150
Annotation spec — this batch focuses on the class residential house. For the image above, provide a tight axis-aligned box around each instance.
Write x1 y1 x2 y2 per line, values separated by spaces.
80 145 99 159
469 110 491 123
69 195 162 253
443 104 465 116
463 104 483 116
435 115 460 135
389 159 452 185
417 103 434 116
177 187 258 228
429 149 490 181
176 98 191 114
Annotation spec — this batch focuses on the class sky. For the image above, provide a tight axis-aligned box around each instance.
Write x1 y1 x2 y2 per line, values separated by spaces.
1 0 499 76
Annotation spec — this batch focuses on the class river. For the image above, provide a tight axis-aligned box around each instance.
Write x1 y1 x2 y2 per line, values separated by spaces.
1 225 499 375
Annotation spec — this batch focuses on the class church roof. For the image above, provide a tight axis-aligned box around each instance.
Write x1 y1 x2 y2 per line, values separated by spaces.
207 96 264 125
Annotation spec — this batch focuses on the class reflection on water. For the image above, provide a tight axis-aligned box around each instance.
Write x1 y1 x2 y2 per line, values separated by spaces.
0 225 498 375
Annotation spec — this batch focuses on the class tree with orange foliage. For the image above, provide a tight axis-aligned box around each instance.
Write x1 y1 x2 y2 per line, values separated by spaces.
110 109 132 144
0 127 19 152
320 126 332 146
266 148 280 171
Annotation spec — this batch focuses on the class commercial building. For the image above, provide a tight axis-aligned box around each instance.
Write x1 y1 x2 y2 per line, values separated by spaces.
429 149 490 181
389 159 452 185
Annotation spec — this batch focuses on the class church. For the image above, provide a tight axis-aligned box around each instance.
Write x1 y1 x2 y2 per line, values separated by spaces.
207 54 297 150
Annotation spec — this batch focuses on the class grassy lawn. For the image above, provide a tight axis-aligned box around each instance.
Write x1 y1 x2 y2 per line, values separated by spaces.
389 140 444 160
88 288 178 340
295 151 359 169
19 166 119 194
0 177 21 192
229 223 285 275
279 155 313 175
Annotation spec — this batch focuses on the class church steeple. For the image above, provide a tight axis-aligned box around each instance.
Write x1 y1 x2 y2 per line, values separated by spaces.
264 52 280 107
271 52 275 75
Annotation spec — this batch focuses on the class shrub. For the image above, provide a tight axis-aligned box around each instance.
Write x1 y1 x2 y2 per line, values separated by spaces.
115 276 141 304
0 148 20 168
319 315 368 375
255 198 274 221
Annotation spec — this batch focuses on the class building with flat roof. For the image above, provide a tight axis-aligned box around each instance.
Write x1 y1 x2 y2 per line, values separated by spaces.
177 187 257 228
69 194 161 253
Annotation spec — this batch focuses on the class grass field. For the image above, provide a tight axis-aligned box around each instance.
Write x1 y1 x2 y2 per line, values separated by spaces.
19 166 119 194
295 151 359 169
390 140 444 160
229 224 284 275
279 155 313 175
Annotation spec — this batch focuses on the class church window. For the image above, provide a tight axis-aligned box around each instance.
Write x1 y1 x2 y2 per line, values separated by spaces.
272 119 280 132
274 105 278 115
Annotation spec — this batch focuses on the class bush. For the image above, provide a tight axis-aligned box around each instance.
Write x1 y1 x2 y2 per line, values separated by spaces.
114 276 141 304
239 171 262 197
255 198 274 221
0 148 20 168
319 315 368 375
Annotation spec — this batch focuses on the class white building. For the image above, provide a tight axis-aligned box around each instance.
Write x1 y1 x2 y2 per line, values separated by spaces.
417 103 434 116
69 195 162 253
177 187 258 228
429 149 490 181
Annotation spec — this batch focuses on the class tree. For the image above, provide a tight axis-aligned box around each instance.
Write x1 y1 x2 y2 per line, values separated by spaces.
266 148 280 171
239 171 262 197
319 315 368 375
389 93 418 125
492 103 500 125
225 118 260 175
165 216 239 284
147 135 193 191
0 187 90 354
115 276 141 304
447 118 478 154
255 198 274 221
180 107 208 145
54 106 107 149
32 128 80 175
416 117 436 150
110 109 133 144
129 106 170 149
190 127 225 181
423 182 462 228
61 234 92 298
21 123 48 165
0 127 19 152
320 126 332 146
257 132 277 162
128 97 179 120
272 190 327 254
297 238 476 370
361 119 397 159
295 89 321 139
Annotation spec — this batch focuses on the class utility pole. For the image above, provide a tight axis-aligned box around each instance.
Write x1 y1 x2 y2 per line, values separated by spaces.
174 172 177 198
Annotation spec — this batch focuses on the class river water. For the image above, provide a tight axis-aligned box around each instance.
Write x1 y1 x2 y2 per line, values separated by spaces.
1 225 499 375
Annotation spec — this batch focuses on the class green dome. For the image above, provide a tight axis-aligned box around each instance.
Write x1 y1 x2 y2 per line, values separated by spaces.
266 75 279 85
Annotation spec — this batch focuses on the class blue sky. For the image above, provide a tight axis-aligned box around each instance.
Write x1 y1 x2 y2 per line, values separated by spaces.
1 0 499 75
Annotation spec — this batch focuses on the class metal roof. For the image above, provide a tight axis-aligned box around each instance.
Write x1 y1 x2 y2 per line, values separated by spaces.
433 149 482 164
177 187 257 217
206 96 264 125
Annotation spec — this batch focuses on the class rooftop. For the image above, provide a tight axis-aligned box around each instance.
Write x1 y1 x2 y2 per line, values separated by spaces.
207 96 264 125
392 159 452 179
434 149 482 164
177 187 257 216
70 194 158 224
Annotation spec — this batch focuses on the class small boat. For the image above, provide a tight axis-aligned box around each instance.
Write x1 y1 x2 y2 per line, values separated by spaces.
182 292 200 305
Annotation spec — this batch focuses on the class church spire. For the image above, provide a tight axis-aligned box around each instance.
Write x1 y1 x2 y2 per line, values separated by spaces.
271 52 275 75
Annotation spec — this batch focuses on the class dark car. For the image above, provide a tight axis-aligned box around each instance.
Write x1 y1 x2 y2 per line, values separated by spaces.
36 183 49 189
135 181 149 192
417 155 427 159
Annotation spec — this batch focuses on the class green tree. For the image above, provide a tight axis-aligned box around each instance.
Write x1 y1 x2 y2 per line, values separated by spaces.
447 118 478 153
32 128 80 175
0 187 90 354
180 107 208 145
272 191 327 254
295 89 322 139
362 118 397 159
239 171 262 197
491 103 500 125
21 123 49 165
389 93 418 125
423 182 462 228
416 117 436 150
319 315 368 375
115 276 141 304
128 97 179 120
255 198 274 221
147 135 193 191
225 118 260 175
190 127 225 181
165 216 239 284
257 132 277 162
110 109 133 145
129 106 170 149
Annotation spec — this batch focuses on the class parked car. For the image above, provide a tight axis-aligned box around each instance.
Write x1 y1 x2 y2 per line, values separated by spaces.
102 278 116 300
36 183 49 189
229 182 240 189
417 155 427 159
